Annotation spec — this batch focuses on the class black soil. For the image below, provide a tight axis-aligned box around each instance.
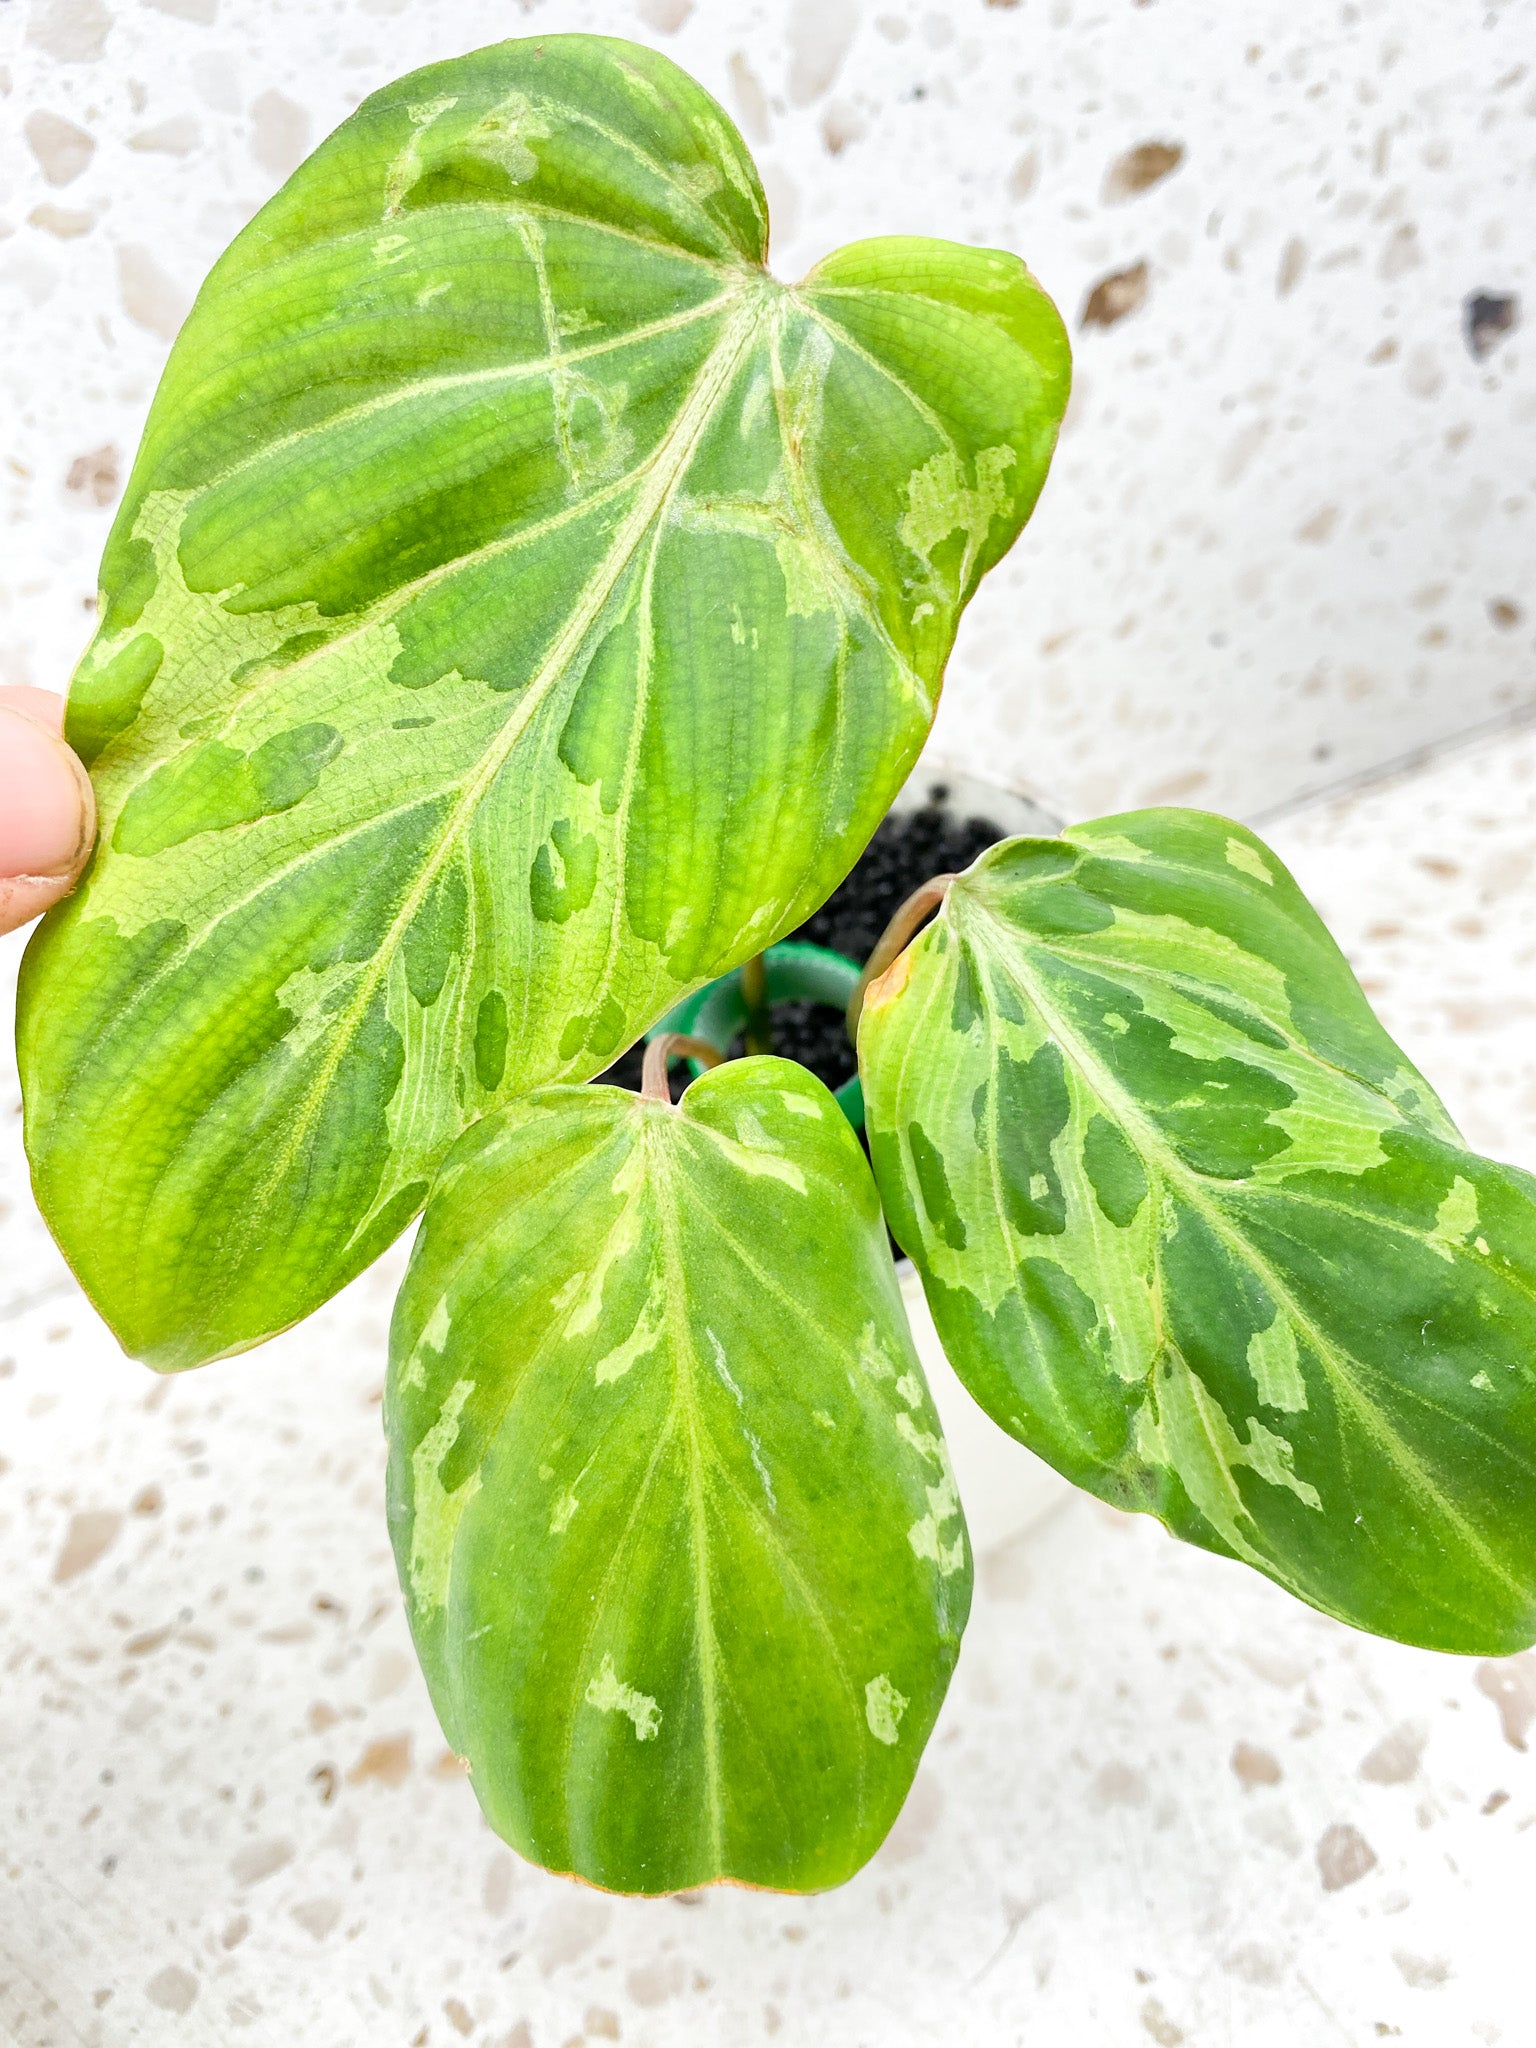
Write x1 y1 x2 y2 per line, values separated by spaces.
596 788 1005 1097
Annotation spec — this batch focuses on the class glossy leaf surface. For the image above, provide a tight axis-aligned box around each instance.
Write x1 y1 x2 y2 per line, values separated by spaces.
386 1059 970 1893
17 33 1070 1370
861 809 1536 1654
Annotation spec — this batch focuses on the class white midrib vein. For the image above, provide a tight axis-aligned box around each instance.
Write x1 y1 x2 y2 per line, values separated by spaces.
649 1127 725 1870
961 895 1529 1602
237 293 767 1262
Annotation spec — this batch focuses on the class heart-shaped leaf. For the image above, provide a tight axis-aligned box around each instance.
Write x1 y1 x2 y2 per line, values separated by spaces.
860 809 1536 1654
17 33 1070 1370
386 1058 970 1894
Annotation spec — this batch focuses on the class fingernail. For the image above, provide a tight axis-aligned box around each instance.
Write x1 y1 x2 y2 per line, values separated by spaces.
0 705 93 880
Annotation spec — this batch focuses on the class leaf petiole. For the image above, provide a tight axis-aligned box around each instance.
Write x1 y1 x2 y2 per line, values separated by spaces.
640 1033 728 1104
846 875 957 1040
741 953 772 1055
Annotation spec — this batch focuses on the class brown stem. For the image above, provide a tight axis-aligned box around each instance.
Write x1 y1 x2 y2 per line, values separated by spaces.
846 874 957 1040
740 952 771 1056
641 1033 727 1104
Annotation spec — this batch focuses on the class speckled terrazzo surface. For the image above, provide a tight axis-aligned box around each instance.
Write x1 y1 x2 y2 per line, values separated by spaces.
5 0 1536 2042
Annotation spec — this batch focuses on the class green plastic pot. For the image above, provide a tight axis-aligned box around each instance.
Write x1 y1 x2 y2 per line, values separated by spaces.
647 942 865 1129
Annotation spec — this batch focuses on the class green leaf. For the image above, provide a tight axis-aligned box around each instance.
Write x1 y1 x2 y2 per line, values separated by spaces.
860 809 1536 1654
385 1058 970 1894
16 33 1070 1371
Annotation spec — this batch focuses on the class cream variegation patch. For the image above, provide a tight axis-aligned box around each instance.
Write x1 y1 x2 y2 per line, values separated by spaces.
409 1377 482 1612
584 1654 660 1741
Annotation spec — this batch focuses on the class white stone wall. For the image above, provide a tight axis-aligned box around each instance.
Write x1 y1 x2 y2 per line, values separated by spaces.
2 0 1533 820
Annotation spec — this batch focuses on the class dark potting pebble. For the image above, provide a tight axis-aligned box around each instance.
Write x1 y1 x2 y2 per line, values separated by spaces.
594 790 1006 1099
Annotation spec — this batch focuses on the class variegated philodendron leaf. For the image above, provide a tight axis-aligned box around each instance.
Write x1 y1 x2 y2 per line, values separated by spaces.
385 1064 966 1892
17 34 1070 1372
386 1058 970 1894
860 808 1536 1655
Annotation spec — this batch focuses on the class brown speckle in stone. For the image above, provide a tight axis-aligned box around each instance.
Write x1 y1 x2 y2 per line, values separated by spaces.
129 115 200 155
116 245 190 342
1359 1722 1427 1785
1476 1653 1536 1749
1405 344 1444 400
1008 147 1040 202
1225 1945 1282 1986
727 51 771 144
1316 1822 1377 1891
369 1646 414 1699
125 1623 172 1656
483 1852 515 1917
432 1747 471 1778
131 1484 163 1516
1296 506 1339 544
250 90 311 182
1103 141 1184 203
1393 1952 1451 1990
1380 224 1421 281
822 101 866 155
348 1734 411 1788
24 110 96 185
1277 237 1307 296
220 1915 249 1949
29 204 94 238
584 2009 620 2040
260 1620 314 1645
1092 1761 1148 1807
308 1701 341 1732
786 0 860 105
1489 598 1522 631
144 1965 198 2015
1482 1789 1510 1815
1146 768 1209 803
496 2027 533 2048
1081 261 1149 329
292 1898 341 1942
1465 292 1518 361
1140 1997 1185 2045
309 1763 338 1805
635 0 694 29
981 1534 1033 1602
444 1997 474 2035
27 0 112 64
1231 1742 1282 1789
54 1508 122 1582
229 1837 295 1887
626 1956 687 2006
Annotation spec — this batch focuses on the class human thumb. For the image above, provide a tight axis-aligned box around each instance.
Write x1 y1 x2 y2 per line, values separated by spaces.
0 686 96 936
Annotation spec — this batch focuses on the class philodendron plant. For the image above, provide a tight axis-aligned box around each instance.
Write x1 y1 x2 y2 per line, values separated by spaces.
17 35 1536 1895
